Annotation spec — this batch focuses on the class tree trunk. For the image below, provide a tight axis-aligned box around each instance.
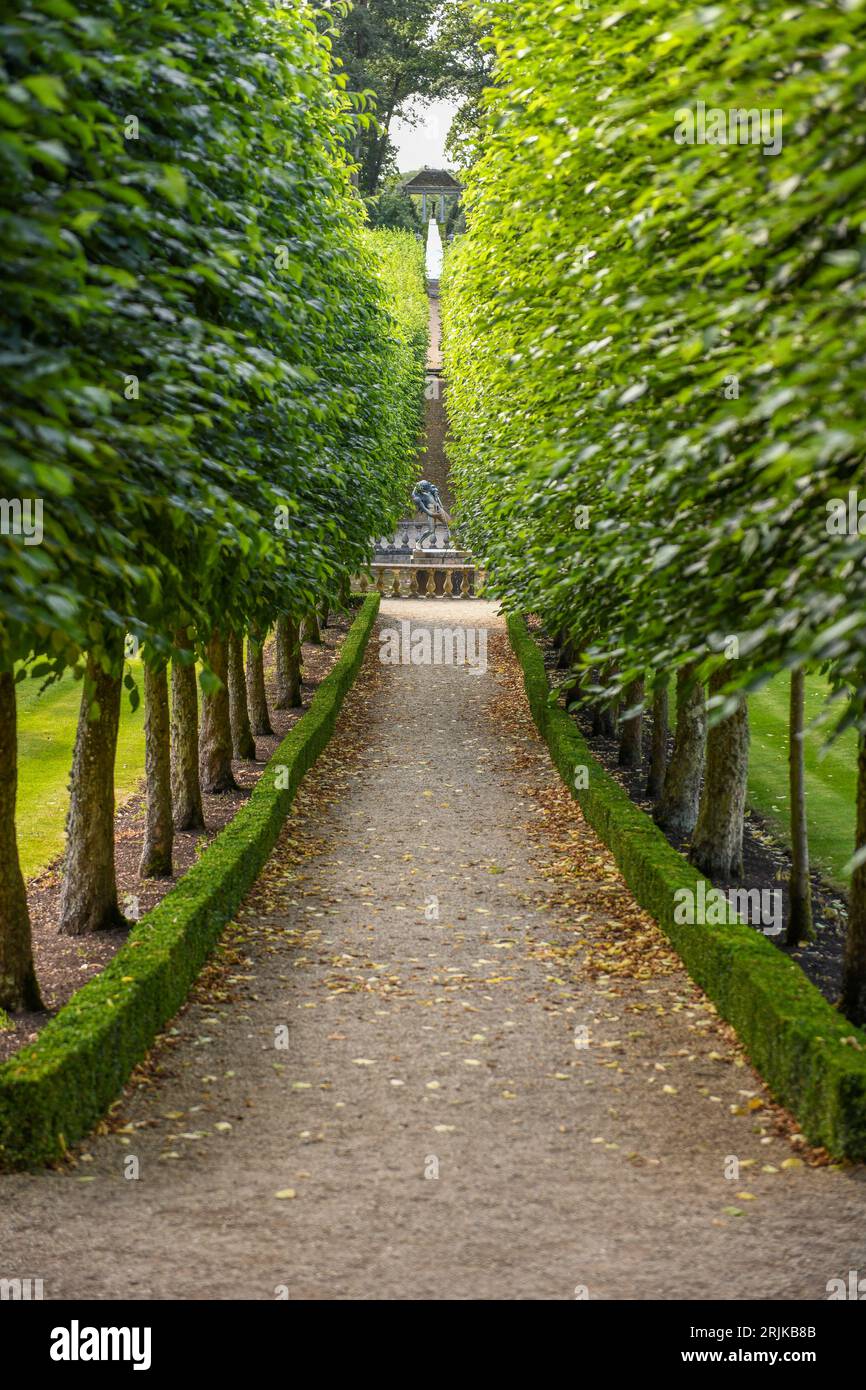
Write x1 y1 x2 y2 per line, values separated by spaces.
689 668 750 879
600 672 619 739
842 735 866 1024
655 663 706 838
319 597 330 632
599 698 618 738
646 680 669 800
586 668 604 736
618 677 644 768
556 633 577 671
338 574 351 610
59 644 126 935
787 668 814 944
199 630 237 793
0 672 42 1010
598 664 618 736
227 631 256 760
275 616 303 710
170 630 205 831
140 663 173 878
302 609 322 645
245 628 273 736
361 86 400 194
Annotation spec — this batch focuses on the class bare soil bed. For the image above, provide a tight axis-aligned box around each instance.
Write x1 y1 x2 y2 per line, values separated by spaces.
533 627 850 1010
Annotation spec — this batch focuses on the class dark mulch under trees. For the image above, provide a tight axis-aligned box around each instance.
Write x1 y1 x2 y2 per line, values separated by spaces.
535 632 850 1011
0 618 350 1065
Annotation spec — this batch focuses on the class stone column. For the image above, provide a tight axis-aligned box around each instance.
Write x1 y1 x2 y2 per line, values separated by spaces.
421 191 427 221
439 193 446 222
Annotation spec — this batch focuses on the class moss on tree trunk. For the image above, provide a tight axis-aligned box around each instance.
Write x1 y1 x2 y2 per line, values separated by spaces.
689 668 749 879
199 629 237 793
227 631 256 760
140 663 173 878
59 645 126 935
0 671 42 1010
245 627 273 736
841 735 866 1025
655 663 705 837
170 631 205 831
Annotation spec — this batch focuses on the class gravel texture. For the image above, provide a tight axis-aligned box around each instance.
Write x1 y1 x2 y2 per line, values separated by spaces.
1 600 864 1301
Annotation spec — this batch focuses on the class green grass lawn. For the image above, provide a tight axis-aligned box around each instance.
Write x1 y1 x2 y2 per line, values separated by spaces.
746 671 856 889
15 663 146 879
667 669 855 888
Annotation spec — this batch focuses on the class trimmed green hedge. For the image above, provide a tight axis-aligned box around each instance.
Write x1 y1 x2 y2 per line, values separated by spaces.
508 613 866 1160
0 595 380 1170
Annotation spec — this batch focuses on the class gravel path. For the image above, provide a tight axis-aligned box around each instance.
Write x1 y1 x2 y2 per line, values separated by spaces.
2 600 864 1300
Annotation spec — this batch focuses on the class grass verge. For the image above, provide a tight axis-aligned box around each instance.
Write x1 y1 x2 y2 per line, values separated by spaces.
666 671 856 887
746 671 855 888
17 659 146 879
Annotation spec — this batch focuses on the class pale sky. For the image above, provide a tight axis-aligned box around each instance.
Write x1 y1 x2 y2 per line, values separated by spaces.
392 98 460 172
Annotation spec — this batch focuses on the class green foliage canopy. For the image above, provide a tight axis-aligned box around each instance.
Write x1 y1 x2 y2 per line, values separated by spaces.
444 0 866 730
0 0 424 679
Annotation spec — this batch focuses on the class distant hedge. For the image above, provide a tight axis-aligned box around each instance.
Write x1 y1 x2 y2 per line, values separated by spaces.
366 228 429 490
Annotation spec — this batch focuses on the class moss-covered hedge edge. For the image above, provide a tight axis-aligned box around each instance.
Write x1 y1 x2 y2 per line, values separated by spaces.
0 594 381 1170
508 613 866 1159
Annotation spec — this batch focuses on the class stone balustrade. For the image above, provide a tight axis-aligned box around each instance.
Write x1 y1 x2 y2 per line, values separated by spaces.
355 563 482 599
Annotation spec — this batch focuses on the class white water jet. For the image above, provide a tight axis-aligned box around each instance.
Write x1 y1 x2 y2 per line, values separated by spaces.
425 217 444 279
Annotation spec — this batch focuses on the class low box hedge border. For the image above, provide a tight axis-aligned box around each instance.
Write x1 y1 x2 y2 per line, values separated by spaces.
508 612 866 1160
0 594 381 1171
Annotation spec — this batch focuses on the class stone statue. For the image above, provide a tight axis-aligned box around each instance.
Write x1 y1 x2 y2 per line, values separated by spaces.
412 479 451 549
